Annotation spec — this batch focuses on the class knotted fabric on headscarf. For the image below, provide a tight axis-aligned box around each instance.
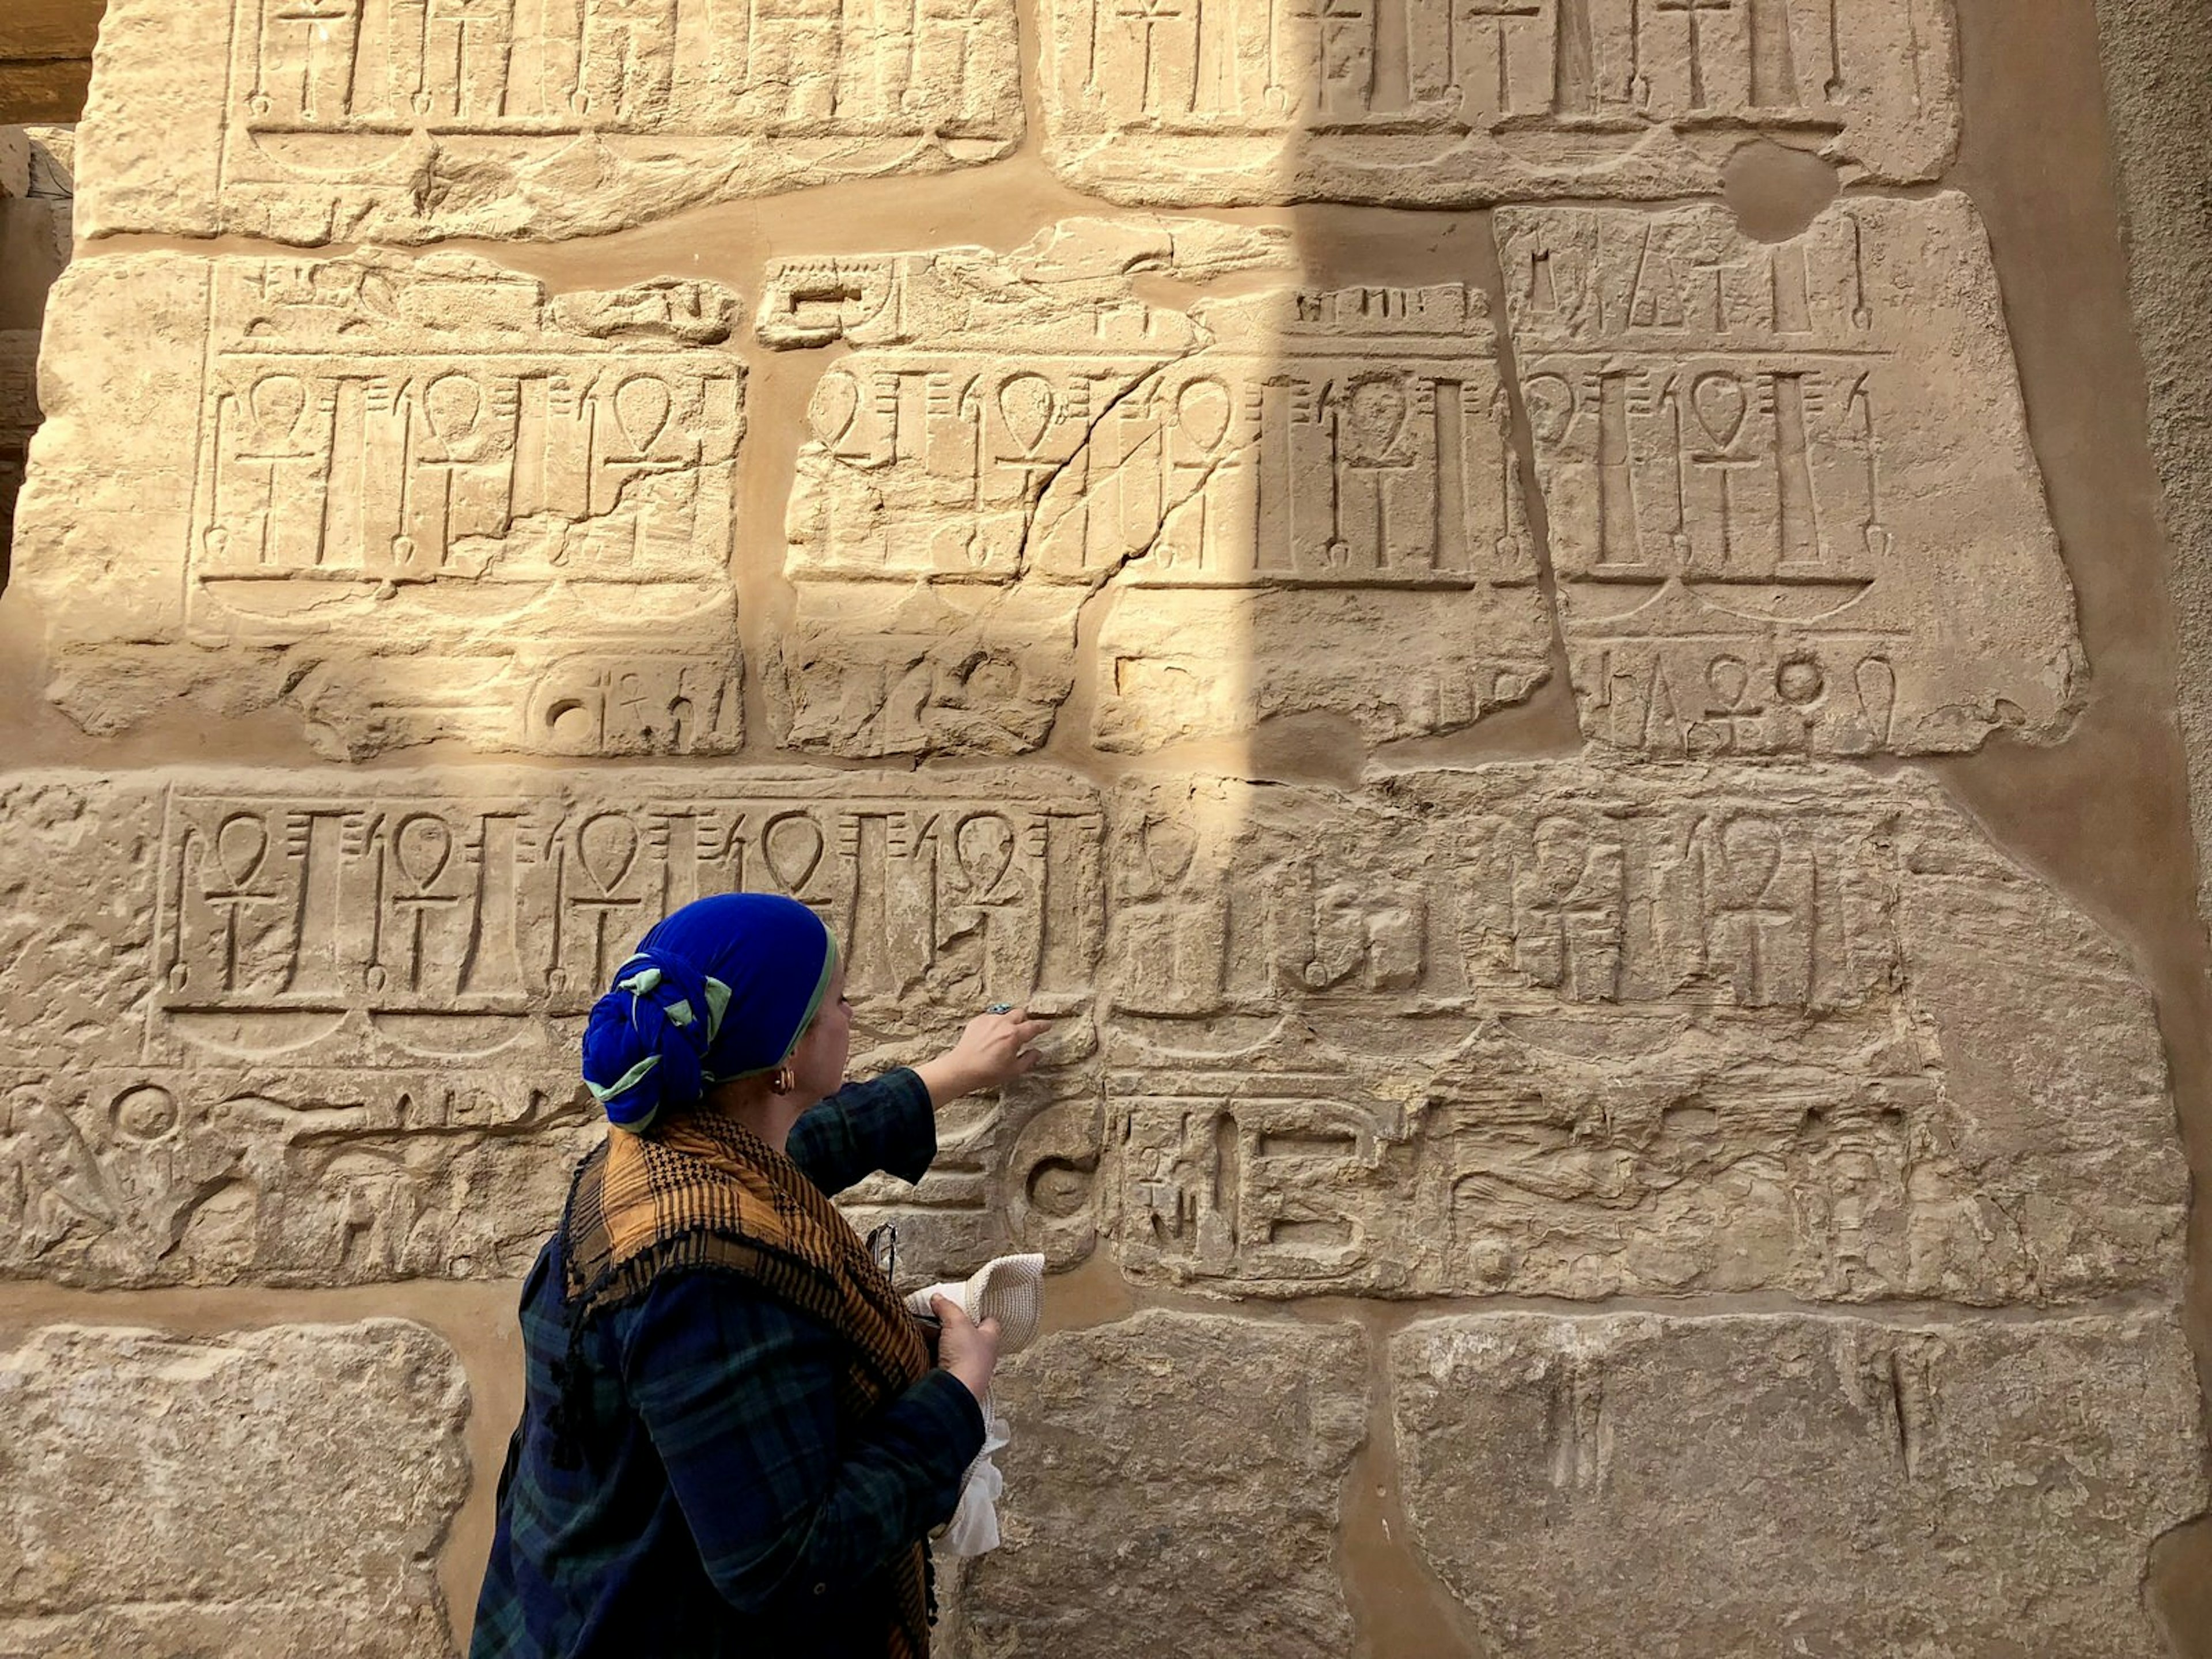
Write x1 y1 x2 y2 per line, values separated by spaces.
580 893 836 1132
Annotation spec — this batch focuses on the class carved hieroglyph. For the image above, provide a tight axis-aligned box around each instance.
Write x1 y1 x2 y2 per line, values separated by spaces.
760 221 1548 755
74 0 1022 244
1497 193 2084 757
1392 1310 2207 1657
1041 0 1959 206
944 1310 1368 1659
1100 762 2186 1302
0 1067 600 1287
13 252 747 758
0 767 1104 1286
0 1320 469 1658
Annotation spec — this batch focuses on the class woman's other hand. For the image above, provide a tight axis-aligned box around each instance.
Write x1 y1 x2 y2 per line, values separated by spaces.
932 1295 1002 1403
913 1008 1052 1105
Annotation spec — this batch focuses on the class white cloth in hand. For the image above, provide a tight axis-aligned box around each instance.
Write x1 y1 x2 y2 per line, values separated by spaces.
905 1253 1043 1558
937 1406 1010 1556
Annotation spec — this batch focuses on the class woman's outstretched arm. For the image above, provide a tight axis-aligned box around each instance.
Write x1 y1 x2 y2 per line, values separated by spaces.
785 1008 1052 1195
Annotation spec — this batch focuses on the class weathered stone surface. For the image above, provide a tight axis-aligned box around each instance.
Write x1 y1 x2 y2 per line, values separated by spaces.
760 223 1548 754
0 767 1105 1285
1041 0 1959 206
0 1320 468 1656
1 126 73 579
13 251 747 757
0 329 39 582
18 123 75 259
74 0 1022 244
1497 194 2082 757
0 1067 597 1287
0 775 164 1067
1101 762 2186 1301
944 1310 1367 1659
1392 1310 2207 1657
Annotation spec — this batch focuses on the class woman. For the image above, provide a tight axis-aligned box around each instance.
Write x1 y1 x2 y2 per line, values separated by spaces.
470 891 1049 1658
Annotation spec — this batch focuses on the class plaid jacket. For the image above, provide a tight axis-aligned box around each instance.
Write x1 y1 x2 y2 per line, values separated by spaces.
469 1070 986 1659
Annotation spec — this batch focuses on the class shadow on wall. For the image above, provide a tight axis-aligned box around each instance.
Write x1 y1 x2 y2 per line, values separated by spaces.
0 124 70 593
0 2 2207 1658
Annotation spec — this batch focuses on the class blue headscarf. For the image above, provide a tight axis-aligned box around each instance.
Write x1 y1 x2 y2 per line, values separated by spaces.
580 893 838 1133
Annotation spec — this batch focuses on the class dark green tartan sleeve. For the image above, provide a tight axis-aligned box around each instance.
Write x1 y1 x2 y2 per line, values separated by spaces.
620 1270 986 1614
785 1067 937 1196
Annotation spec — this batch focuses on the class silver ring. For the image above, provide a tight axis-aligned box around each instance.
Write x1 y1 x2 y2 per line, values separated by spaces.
984 1003 1014 1015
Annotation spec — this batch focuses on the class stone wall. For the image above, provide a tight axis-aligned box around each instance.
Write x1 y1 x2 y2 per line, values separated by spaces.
1 1 2207 1655
0 122 68 587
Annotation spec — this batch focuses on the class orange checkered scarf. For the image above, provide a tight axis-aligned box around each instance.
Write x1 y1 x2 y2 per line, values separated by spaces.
559 1109 933 1658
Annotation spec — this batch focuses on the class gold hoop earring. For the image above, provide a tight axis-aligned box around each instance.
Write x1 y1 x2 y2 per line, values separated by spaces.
772 1066 796 1094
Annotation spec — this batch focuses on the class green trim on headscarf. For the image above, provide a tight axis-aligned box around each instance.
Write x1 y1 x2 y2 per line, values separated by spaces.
704 934 840 1082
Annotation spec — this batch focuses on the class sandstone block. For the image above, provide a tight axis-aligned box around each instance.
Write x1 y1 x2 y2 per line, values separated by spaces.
760 224 1549 755
74 0 1022 244
0 1320 469 1656
1100 763 2185 1302
13 251 746 758
944 1310 1367 1659
1497 194 2082 757
1391 1310 2207 1657
0 766 1105 1286
1041 0 1959 206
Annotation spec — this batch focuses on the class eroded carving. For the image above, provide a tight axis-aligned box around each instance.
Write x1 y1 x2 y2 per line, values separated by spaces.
944 1310 1368 1659
1498 194 2082 756
0 767 1107 1286
77 0 1022 242
1041 0 1958 205
14 252 747 757
0 1067 597 1287
759 223 1548 754
0 1321 469 1656
1099 763 2186 1301
1392 1310 2207 1657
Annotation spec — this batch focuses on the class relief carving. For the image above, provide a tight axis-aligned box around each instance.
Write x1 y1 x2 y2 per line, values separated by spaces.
1041 0 1957 205
759 222 1548 755
150 768 1101 1061
0 768 1105 1287
1497 194 2084 757
1392 1310 2207 1657
0 1067 597 1287
1099 763 2186 1302
77 0 1023 241
14 253 747 757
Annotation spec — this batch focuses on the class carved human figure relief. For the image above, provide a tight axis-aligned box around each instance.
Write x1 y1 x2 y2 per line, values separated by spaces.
75 0 1024 241
1040 0 1958 204
1496 194 2083 757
